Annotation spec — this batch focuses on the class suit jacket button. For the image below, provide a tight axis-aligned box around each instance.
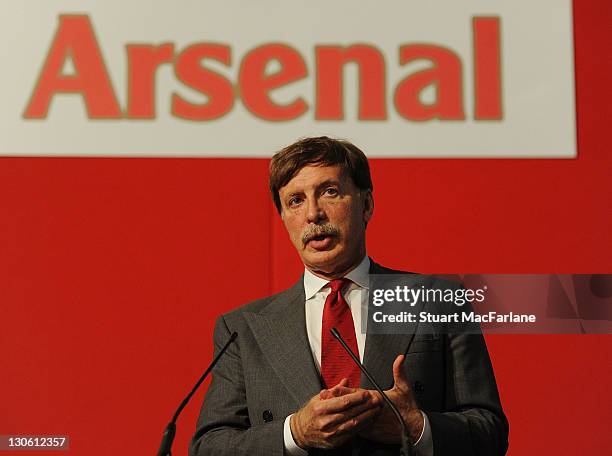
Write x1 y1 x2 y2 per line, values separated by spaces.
263 410 273 422
413 381 425 394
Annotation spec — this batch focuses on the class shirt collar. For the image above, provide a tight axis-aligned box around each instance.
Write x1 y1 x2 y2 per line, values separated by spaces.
303 255 370 300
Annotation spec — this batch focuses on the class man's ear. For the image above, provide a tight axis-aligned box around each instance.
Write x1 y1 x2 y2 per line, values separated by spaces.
363 190 374 224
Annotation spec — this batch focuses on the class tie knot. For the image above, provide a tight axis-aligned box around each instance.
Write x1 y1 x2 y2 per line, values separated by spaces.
328 278 351 294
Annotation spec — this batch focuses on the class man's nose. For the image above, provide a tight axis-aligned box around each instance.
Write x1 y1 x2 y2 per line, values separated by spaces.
305 197 326 223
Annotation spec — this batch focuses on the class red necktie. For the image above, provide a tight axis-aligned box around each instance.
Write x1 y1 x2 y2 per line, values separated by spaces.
321 278 361 389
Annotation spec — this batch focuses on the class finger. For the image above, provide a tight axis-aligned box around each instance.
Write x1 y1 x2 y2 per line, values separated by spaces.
334 404 381 435
319 390 371 414
320 379 353 399
392 354 410 392
322 385 360 399
325 378 349 391
369 390 384 407
320 397 382 431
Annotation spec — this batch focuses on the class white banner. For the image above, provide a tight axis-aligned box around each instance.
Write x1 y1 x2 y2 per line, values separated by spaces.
0 0 576 157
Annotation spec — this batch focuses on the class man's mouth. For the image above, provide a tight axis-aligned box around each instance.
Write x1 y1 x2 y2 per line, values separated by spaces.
306 233 335 250
302 223 339 250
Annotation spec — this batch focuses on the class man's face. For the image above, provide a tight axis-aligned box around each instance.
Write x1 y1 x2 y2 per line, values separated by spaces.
278 165 373 278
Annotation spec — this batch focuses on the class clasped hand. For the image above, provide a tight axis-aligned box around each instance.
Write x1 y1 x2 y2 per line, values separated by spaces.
290 355 423 450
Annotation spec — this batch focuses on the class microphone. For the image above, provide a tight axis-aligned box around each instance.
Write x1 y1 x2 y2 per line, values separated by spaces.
330 328 413 456
157 331 238 456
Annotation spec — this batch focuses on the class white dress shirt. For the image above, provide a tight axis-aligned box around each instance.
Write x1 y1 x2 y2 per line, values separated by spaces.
283 256 433 455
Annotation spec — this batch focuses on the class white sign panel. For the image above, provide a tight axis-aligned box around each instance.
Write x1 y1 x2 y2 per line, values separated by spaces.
0 0 576 157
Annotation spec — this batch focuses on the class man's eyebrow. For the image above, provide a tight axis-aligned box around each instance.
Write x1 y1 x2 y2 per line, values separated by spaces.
285 191 303 198
285 179 340 195
315 179 340 189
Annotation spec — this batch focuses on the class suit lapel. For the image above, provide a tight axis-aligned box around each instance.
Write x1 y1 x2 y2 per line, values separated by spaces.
242 260 433 401
360 260 428 390
361 334 415 390
244 279 322 407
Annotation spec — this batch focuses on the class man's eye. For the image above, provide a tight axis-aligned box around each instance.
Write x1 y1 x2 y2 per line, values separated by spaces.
324 188 339 196
288 197 303 207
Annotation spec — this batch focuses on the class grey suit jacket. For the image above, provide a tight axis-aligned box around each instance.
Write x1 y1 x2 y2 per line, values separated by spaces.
190 261 509 455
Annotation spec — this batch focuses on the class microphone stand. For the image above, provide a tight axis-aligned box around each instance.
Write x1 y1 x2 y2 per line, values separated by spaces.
156 332 238 456
330 328 413 456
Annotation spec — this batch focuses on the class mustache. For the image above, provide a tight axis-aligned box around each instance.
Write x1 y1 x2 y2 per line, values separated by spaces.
302 223 340 244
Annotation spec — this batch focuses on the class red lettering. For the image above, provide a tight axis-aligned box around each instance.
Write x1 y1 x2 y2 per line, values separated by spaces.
24 15 503 125
394 45 464 121
473 17 502 120
172 44 233 120
126 44 174 118
23 15 121 119
239 44 307 121
315 45 386 120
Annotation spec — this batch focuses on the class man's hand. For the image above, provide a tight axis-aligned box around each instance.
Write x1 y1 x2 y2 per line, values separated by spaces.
320 355 424 445
290 379 382 450
361 355 424 444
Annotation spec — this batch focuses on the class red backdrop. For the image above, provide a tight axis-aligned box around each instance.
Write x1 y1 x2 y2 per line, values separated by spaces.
1 1 610 454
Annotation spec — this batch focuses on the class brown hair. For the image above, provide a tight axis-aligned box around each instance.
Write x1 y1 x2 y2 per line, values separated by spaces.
269 136 373 213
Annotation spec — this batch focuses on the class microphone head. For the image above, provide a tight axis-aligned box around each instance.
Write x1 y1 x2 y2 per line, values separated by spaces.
330 327 342 340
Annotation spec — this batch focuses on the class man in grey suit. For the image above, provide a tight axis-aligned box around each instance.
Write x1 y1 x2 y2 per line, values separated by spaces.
190 137 508 455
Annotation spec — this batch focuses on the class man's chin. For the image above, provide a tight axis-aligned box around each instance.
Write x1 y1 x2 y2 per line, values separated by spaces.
302 247 360 278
